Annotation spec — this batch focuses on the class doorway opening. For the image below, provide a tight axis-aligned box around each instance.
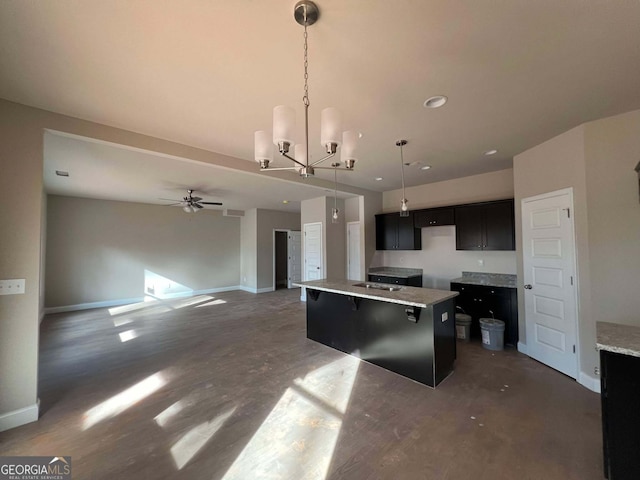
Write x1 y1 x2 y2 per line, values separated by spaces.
275 231 288 290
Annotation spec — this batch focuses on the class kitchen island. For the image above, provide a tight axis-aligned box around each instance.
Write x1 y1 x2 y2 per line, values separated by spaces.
294 279 459 387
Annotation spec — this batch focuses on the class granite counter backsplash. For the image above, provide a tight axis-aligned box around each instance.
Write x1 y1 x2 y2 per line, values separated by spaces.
449 271 517 289
368 267 423 278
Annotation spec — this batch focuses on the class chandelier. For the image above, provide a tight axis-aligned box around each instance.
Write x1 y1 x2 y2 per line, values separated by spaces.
254 1 359 178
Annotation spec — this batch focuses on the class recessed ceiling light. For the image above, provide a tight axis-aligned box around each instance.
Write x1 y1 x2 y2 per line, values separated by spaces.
282 200 289 204
55 170 69 177
375 177 383 181
483 149 498 156
358 132 364 139
421 165 432 170
424 95 448 108
404 161 421 167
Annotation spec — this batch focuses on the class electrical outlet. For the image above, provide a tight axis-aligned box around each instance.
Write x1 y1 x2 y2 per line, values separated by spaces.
0 279 25 295
441 312 448 322
478 259 484 266
594 366 600 376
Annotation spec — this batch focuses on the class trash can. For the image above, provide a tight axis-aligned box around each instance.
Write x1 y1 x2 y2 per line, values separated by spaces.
455 313 472 342
479 318 505 351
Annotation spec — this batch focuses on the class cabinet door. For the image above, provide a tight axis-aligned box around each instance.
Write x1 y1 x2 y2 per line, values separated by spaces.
375 214 398 250
601 351 640 479
397 213 420 250
415 207 454 228
455 205 483 250
483 200 515 250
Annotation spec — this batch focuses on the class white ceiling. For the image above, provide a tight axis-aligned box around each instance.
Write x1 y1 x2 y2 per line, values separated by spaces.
3 1 640 201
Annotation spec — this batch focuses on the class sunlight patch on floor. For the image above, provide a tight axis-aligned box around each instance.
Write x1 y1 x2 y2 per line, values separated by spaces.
118 329 139 343
82 371 169 430
170 407 236 470
109 298 159 316
168 295 214 309
113 317 134 327
194 299 227 308
221 356 359 480
154 400 186 428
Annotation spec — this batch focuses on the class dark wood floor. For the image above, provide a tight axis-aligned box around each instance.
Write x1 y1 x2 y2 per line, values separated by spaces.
0 289 603 479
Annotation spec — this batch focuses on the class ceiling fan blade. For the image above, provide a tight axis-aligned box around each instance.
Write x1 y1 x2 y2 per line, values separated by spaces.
163 202 184 207
190 196 203 202
199 201 223 205
159 197 182 202
193 203 204 209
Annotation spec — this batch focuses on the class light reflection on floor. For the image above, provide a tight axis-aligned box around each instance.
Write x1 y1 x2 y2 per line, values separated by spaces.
118 329 139 343
221 355 360 480
170 407 237 470
82 371 170 430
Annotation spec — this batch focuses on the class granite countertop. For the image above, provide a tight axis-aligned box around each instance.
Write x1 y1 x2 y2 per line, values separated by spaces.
294 279 457 308
368 267 423 279
450 271 517 289
596 321 640 358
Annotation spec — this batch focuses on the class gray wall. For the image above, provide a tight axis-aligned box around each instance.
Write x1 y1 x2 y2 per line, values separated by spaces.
45 195 241 307
240 209 258 289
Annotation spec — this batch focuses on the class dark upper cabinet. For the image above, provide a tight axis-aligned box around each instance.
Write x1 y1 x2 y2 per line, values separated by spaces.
375 212 421 250
454 199 515 251
414 207 455 228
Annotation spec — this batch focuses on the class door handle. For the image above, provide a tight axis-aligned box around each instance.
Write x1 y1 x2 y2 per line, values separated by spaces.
317 267 320 269
524 284 532 289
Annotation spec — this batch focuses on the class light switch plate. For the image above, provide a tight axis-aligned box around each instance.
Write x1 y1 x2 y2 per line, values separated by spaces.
0 279 26 295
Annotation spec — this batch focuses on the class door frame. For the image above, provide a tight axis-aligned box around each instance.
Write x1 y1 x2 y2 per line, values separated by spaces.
346 221 361 281
521 187 580 380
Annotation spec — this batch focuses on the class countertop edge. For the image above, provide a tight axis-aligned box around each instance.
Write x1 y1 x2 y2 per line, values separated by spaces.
294 282 458 308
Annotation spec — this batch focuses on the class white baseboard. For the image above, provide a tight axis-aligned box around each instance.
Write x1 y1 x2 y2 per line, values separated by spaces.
579 371 601 393
238 286 274 294
43 286 242 314
0 403 39 432
517 341 528 355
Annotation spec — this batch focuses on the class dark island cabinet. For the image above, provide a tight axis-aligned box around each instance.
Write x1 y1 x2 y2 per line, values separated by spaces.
455 200 515 251
600 350 640 479
450 282 518 346
375 212 421 250
414 207 455 228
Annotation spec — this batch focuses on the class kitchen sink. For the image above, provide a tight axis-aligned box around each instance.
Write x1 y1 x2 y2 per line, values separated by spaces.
352 282 402 292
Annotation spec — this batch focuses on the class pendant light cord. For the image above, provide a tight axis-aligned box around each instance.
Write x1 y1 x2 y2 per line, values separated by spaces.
303 20 310 167
400 142 406 200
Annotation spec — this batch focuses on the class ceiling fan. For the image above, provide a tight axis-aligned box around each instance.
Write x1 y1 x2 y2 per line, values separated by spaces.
162 189 223 213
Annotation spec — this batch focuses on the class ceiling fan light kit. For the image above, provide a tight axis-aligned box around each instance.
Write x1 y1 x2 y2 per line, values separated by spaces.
164 189 223 213
254 0 359 178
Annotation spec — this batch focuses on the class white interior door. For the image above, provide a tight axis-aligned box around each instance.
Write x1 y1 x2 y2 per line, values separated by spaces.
287 231 302 288
347 222 361 281
304 222 323 281
522 188 578 379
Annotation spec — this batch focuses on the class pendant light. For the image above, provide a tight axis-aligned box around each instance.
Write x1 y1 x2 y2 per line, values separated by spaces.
254 1 359 177
397 140 409 217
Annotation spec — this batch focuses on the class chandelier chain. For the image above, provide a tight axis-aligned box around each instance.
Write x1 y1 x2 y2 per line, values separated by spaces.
303 24 310 107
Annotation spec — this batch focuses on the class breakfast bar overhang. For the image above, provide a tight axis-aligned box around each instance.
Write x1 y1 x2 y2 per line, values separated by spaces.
295 280 459 388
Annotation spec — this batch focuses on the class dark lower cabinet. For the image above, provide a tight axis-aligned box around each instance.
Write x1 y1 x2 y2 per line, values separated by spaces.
368 274 423 287
600 350 640 479
454 199 515 251
450 282 518 346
